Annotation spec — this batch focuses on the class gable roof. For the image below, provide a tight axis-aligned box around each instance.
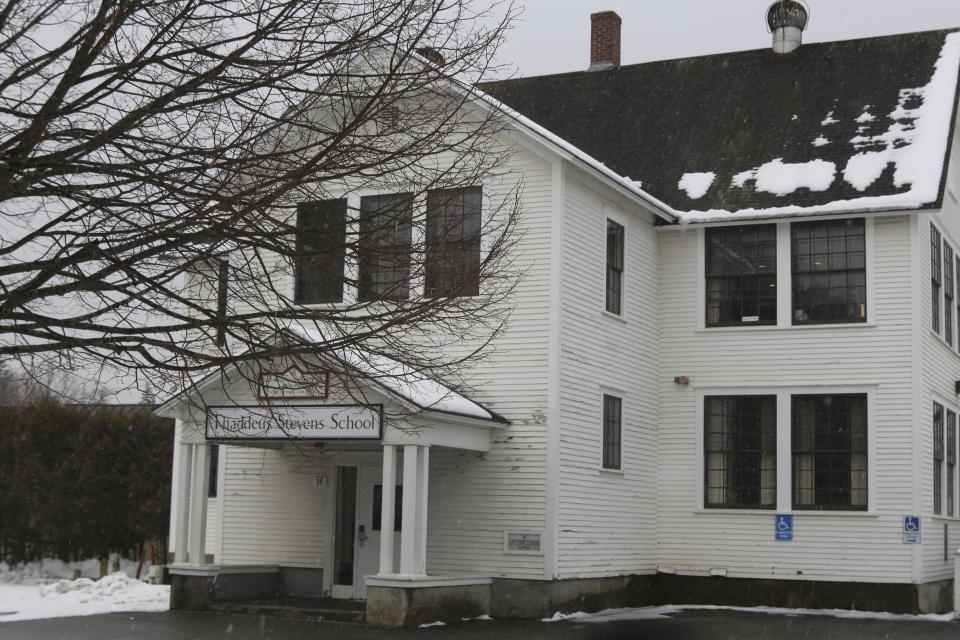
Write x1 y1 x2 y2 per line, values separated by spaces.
479 29 960 223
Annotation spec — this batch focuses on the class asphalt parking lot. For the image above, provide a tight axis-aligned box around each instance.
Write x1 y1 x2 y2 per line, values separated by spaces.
1 608 958 640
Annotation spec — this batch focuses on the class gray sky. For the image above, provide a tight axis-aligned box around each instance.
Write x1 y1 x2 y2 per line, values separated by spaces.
493 0 960 78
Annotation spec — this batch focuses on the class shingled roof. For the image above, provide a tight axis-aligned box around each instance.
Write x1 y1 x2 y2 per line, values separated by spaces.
479 29 960 223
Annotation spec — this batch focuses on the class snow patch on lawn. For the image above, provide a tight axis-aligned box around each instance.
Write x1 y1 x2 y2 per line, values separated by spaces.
541 604 954 624
0 565 168 623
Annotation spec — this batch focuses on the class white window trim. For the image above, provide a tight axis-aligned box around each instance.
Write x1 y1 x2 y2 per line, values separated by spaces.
602 203 629 320
929 221 960 352
931 393 960 521
697 217 875 330
695 385 877 514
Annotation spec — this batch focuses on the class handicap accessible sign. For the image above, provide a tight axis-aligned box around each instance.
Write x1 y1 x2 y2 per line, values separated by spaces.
903 516 920 544
775 514 793 541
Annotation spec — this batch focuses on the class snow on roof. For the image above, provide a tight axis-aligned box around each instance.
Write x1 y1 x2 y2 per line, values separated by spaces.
480 29 960 224
282 324 497 421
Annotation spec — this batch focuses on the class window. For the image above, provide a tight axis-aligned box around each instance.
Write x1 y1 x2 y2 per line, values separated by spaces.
425 187 481 297
792 394 867 510
605 220 625 314
792 219 866 325
704 396 777 509
295 199 347 304
932 224 942 333
949 410 956 517
602 394 622 470
372 484 402 532
934 402 944 515
946 244 955 346
208 444 219 498
705 225 777 326
216 260 229 347
358 193 413 301
955 255 960 353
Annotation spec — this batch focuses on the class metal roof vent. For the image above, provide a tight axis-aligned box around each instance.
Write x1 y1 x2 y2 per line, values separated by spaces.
766 0 809 54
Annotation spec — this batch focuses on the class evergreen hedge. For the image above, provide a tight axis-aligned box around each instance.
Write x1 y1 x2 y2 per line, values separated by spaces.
0 399 173 564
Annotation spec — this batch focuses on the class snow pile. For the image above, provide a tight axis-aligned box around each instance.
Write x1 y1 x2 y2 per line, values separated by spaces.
0 558 145 585
0 572 169 622
732 158 836 196
541 604 954 624
678 172 715 200
418 620 447 628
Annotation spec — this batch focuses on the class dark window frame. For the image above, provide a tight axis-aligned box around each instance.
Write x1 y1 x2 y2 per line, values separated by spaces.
358 193 413 302
791 218 866 325
705 224 778 327
932 224 942 334
935 402 944 515
208 444 219 498
602 394 622 470
605 220 625 315
948 410 956 517
294 199 347 304
792 393 868 511
946 243 954 346
424 187 482 298
704 395 777 509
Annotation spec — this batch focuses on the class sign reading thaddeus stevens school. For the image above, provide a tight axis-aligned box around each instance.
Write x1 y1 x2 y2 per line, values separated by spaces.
206 405 382 440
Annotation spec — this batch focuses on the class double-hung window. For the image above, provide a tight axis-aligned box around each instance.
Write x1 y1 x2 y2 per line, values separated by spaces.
704 392 869 511
792 219 866 324
704 395 777 508
358 193 413 301
605 220 624 315
948 410 956 517
705 225 777 326
425 187 481 298
295 199 347 304
932 225 942 334
602 394 622 470
946 244 955 346
792 394 867 510
934 402 944 515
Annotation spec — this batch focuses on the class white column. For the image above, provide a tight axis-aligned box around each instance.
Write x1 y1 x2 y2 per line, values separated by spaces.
416 445 430 576
378 444 397 575
399 445 419 575
188 444 211 565
174 442 194 564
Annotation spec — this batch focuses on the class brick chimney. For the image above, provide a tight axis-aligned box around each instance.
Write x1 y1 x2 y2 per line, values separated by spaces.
589 11 621 71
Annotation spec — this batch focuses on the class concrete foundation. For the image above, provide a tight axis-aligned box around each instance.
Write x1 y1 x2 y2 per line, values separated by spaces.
491 575 656 619
366 579 492 627
169 566 324 611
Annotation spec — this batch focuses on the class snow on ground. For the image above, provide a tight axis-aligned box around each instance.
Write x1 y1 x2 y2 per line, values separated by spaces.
0 560 169 623
542 604 955 624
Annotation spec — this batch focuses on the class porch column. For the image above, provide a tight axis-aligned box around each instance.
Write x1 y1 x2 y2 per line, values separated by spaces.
400 445 419 575
188 443 211 565
416 445 430 575
174 442 193 564
378 444 397 575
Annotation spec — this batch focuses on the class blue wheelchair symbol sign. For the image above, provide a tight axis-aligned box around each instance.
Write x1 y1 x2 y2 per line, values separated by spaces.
903 516 920 543
775 514 793 541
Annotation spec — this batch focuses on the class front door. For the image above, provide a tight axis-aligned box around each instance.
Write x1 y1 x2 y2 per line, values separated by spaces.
331 465 381 599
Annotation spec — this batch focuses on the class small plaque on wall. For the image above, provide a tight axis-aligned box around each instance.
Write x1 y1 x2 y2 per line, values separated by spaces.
504 532 542 554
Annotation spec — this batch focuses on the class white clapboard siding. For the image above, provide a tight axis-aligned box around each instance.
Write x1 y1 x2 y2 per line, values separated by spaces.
553 171 661 579
656 214 915 583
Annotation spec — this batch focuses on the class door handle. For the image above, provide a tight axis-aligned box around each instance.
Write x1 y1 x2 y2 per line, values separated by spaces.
357 524 367 545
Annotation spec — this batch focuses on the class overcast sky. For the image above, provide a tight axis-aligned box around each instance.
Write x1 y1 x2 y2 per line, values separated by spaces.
492 0 960 78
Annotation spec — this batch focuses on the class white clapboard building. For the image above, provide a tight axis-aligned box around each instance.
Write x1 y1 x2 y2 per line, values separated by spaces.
159 5 960 625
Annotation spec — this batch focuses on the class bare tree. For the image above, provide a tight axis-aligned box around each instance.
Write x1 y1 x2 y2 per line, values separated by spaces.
0 0 522 401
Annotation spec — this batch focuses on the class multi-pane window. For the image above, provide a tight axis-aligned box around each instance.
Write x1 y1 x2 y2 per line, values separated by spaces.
705 225 777 326
946 244 955 346
948 410 956 517
358 193 413 301
295 199 347 304
792 394 868 510
208 444 219 498
605 220 625 315
704 396 777 509
425 187 481 298
956 255 960 353
934 402 944 515
792 219 866 325
602 394 622 470
932 224 942 333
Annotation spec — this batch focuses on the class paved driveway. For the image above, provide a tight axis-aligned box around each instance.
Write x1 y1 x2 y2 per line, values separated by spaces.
1 608 957 639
